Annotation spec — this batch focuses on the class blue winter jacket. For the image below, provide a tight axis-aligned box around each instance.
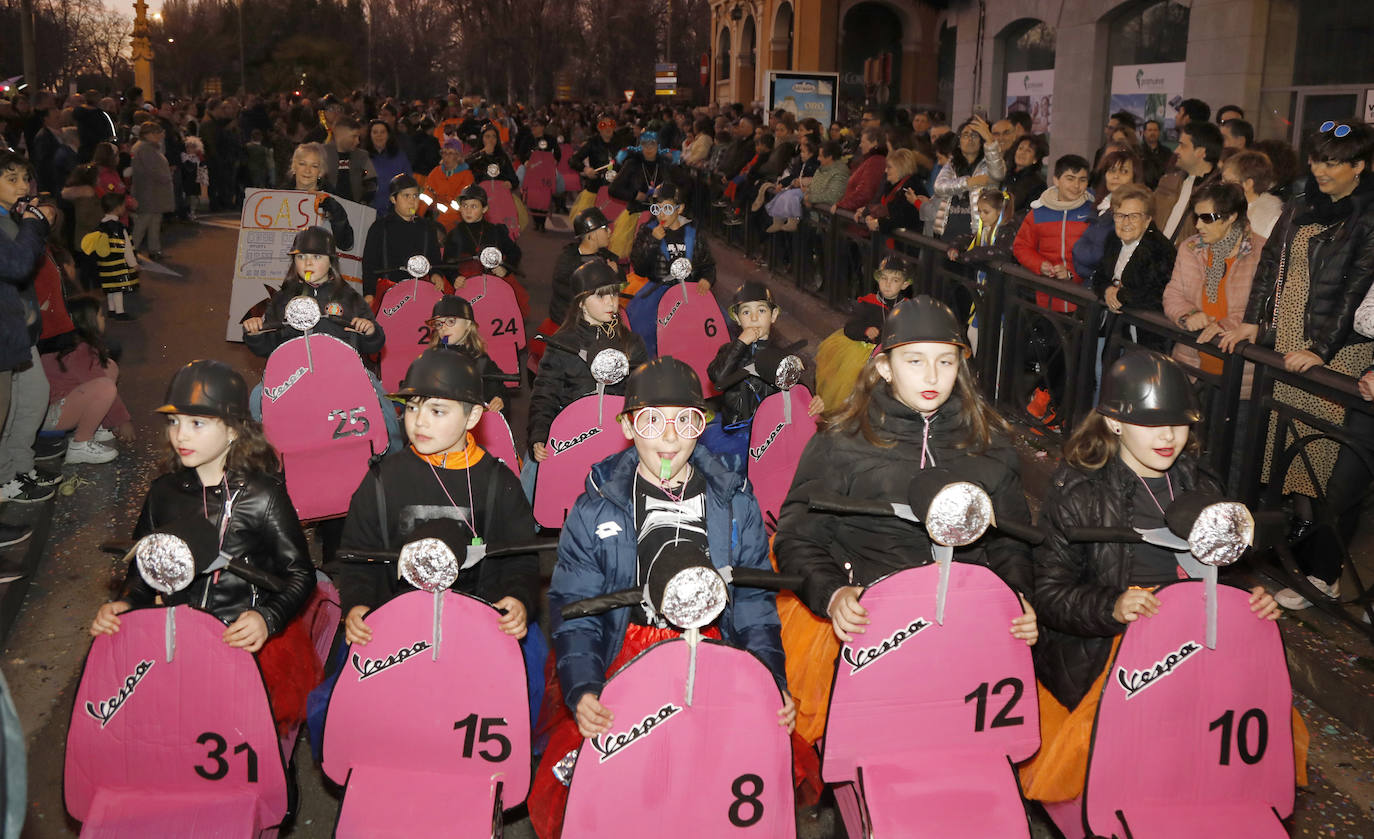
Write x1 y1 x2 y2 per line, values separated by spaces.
0 207 49 371
549 446 786 712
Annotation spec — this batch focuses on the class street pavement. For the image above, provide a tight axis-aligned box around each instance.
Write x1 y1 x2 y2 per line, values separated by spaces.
3 213 1372 837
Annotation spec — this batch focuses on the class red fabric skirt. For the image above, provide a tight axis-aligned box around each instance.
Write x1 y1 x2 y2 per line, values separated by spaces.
257 611 324 736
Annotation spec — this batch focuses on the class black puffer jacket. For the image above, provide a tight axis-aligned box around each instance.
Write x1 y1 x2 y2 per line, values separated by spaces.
527 319 648 446
1244 175 1374 362
774 387 1034 617
124 468 315 635
1033 452 1220 709
629 221 716 287
549 243 621 325
361 210 445 298
243 275 385 357
609 152 676 212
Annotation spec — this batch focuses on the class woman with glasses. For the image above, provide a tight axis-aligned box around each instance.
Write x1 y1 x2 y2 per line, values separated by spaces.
1088 182 1175 353
931 115 1005 242
1220 120 1374 611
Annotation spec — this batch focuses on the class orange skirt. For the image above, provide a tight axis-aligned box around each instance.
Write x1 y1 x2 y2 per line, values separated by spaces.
1019 637 1310 801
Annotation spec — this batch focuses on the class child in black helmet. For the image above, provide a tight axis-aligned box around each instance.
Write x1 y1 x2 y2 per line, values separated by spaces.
1021 349 1284 803
531 356 793 838
626 181 718 357
442 183 530 317
548 207 619 328
774 295 1038 740
331 348 538 645
814 256 913 410
90 360 319 733
701 280 824 463
427 294 509 413
361 172 446 306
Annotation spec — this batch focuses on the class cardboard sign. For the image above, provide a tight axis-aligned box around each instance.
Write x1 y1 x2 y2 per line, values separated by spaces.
474 409 520 475
563 639 795 837
823 563 1039 839
1078 581 1294 838
523 150 559 212
533 394 631 528
747 385 817 523
65 606 287 833
323 590 530 836
558 143 582 194
375 279 446 393
655 286 727 397
260 333 391 521
479 179 522 241
595 186 628 221
225 188 375 341
456 273 526 377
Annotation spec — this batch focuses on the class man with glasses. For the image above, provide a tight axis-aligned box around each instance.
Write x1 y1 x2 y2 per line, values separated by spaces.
1154 121 1223 245
991 118 1017 156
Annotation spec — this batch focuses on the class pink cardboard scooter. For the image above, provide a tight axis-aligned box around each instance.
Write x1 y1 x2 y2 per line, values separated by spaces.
480 177 522 240
655 258 727 397
376 255 446 393
737 351 818 522
808 473 1045 838
522 147 558 218
558 547 802 838
532 349 634 528
1042 497 1296 839
457 247 527 379
324 536 553 837
260 296 390 522
66 529 291 837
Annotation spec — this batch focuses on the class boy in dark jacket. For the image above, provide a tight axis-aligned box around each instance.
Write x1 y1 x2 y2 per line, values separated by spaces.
361 173 446 305
531 356 794 836
703 281 823 462
626 182 718 356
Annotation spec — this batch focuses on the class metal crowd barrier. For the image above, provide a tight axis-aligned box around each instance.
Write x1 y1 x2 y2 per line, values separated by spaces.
680 161 1374 632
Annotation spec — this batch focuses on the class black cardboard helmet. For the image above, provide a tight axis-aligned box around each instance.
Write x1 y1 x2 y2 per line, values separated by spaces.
287 226 337 259
459 184 488 207
880 295 971 356
573 207 610 237
391 348 485 405
570 260 625 298
429 295 474 323
155 360 249 419
728 281 778 320
1097 350 1202 426
623 356 707 412
389 172 420 198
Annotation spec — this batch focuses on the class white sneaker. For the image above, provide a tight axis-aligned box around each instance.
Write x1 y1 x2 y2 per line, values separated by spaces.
92 427 116 442
65 440 118 465
1274 576 1339 610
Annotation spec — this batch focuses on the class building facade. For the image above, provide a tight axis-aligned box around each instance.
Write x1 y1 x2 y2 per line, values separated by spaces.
708 0 1374 162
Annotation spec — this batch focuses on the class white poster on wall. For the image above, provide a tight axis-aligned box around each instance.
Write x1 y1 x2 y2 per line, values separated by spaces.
223 189 374 341
1006 69 1054 135
1110 62 1187 139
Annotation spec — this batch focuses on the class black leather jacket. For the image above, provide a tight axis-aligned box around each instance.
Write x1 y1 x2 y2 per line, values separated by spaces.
706 337 814 429
1032 453 1220 708
123 468 315 635
629 222 716 286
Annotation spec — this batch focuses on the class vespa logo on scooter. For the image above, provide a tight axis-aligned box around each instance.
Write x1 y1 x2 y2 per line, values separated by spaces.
1116 639 1202 700
549 426 601 454
382 292 414 318
657 300 683 327
841 618 933 675
351 640 435 682
264 365 308 403
748 422 786 462
84 659 154 729
589 702 683 763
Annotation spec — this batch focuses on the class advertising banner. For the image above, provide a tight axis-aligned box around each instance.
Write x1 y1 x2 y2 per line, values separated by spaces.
1110 62 1187 139
1006 69 1054 135
766 71 840 128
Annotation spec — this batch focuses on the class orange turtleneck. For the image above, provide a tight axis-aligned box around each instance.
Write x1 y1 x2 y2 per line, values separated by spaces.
411 433 486 469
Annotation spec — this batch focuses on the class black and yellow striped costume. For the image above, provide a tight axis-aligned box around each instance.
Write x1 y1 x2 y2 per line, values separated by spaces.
80 219 139 292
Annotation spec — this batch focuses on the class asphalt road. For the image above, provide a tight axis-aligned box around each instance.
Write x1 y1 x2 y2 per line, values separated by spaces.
6 213 1373 838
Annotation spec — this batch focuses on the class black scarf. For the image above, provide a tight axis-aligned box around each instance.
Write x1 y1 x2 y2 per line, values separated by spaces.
1296 171 1374 225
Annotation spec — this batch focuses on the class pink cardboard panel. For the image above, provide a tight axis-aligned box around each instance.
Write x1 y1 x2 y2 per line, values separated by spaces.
523 151 559 212
563 639 795 838
863 756 1030 839
594 186 628 221
747 386 817 522
474 409 521 475
456 273 526 376
261 333 389 520
655 288 727 397
532 394 631 528
65 606 287 831
480 179 522 240
335 766 501 839
823 563 1039 783
82 788 263 838
375 279 446 393
1106 803 1288 838
1084 581 1295 838
558 145 582 194
322 589 531 804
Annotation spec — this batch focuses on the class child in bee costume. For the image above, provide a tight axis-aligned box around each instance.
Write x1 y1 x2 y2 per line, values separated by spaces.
81 191 139 319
